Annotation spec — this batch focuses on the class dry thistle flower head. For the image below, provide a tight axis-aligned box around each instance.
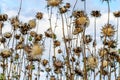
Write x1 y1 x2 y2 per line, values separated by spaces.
64 36 72 42
75 68 83 77
73 47 82 54
0 37 6 43
91 10 101 17
15 34 21 39
45 67 51 72
47 0 62 7
54 60 63 68
109 48 118 58
28 19 36 29
83 35 92 44
72 10 85 18
72 27 83 35
59 6 68 14
4 32 12 38
113 11 120 17
101 24 115 37
87 56 98 69
54 40 60 47
45 30 56 39
30 43 44 57
70 57 76 62
15 43 24 50
10 17 20 30
30 31 37 37
65 3 70 8
108 40 117 48
0 22 4 28
0 14 8 21
54 68 62 74
50 76 56 80
15 53 19 60
101 60 108 68
34 34 43 41
100 69 108 76
0 48 12 58
24 45 31 54
42 59 48 66
99 48 108 57
36 12 43 20
19 36 24 43
75 15 90 26
58 49 62 54
75 16 87 25
20 23 29 35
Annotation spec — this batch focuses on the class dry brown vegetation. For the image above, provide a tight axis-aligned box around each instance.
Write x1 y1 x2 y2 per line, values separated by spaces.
0 0 120 80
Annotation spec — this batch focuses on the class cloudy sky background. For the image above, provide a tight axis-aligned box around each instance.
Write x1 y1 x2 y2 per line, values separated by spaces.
0 0 120 79
1 0 120 42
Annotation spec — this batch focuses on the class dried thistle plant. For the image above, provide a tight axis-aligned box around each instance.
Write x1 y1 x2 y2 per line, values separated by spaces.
0 0 120 80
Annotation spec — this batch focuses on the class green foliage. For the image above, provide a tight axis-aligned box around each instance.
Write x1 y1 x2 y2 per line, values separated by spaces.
118 49 120 54
32 65 35 70
0 74 5 80
52 34 57 39
29 36 32 41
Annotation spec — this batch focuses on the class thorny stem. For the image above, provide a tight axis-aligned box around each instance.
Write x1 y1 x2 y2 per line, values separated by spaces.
60 13 71 79
0 22 2 36
30 61 33 80
114 62 116 80
69 0 78 28
83 0 87 80
17 0 22 18
47 7 52 64
48 7 56 57
107 1 110 24
109 67 112 80
116 18 119 42
49 7 52 30
94 17 97 55
82 27 87 80
93 17 97 80
18 50 22 79
119 62 120 76
107 51 110 80
64 13 75 79
37 61 41 80
84 0 86 13
7 30 16 80
49 39 52 64
100 36 107 80
2 58 6 79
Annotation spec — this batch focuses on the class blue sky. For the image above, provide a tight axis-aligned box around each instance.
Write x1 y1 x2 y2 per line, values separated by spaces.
1 0 120 16
1 0 120 25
